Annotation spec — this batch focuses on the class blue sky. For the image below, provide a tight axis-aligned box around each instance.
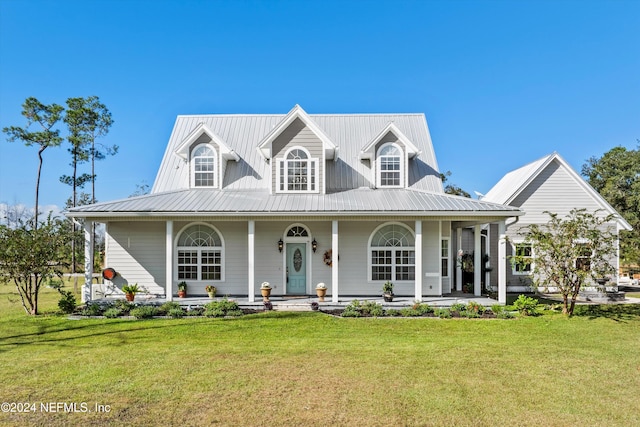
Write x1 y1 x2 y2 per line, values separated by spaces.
1 0 638 212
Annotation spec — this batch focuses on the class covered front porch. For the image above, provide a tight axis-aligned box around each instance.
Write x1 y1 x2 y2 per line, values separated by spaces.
80 216 513 306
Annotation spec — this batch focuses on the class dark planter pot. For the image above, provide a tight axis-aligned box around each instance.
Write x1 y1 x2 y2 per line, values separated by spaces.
383 294 394 302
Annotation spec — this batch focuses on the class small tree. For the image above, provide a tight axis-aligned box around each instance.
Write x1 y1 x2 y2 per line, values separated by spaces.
514 209 618 316
0 215 71 315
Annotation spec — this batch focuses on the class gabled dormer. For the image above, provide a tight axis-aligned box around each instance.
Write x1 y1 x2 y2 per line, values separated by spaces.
174 123 239 189
359 123 421 188
257 105 337 194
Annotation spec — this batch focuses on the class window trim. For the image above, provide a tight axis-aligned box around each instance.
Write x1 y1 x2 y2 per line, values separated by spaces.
441 238 450 278
175 223 225 282
376 142 404 188
511 241 533 275
368 222 416 282
275 146 319 194
190 143 218 188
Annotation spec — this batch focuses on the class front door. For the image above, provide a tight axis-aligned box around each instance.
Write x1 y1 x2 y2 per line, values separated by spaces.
286 243 306 295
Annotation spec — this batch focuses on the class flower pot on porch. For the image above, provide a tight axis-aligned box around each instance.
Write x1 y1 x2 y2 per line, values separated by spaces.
383 293 394 302
178 290 187 298
316 285 327 302
125 293 135 302
261 288 271 302
207 292 215 298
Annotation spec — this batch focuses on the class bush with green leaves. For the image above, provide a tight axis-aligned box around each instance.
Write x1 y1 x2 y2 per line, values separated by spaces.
204 297 242 317
512 294 539 316
342 300 362 317
466 301 485 314
81 303 103 317
434 308 451 318
104 307 122 318
130 306 157 319
413 303 434 315
361 300 384 317
450 303 466 313
113 299 134 313
168 308 184 318
400 307 422 317
158 301 181 315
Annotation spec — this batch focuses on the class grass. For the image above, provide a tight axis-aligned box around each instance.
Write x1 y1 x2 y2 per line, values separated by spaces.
1 285 640 426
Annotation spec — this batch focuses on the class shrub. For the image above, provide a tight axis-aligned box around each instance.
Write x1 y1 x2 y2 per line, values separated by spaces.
158 301 181 315
130 306 157 319
450 303 466 313
414 303 434 315
361 300 384 317
81 303 103 317
57 289 77 314
342 300 361 317
104 307 122 318
400 307 422 317
167 308 184 318
434 308 451 318
186 307 204 316
204 297 241 317
513 294 539 316
491 304 504 315
466 301 485 314
113 299 134 314
497 310 514 319
385 309 402 317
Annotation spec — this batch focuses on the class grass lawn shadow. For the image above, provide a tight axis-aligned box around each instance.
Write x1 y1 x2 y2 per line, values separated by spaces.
574 303 640 321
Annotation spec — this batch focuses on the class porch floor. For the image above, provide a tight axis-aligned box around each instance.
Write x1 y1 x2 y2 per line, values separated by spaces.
116 292 499 312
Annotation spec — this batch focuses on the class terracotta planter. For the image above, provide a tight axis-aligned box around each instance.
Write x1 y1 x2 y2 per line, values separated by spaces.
125 293 135 302
316 287 327 302
261 288 271 302
178 290 187 298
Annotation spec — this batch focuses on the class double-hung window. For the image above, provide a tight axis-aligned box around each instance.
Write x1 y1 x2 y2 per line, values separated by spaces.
377 144 403 187
512 242 532 274
192 144 216 188
277 147 318 193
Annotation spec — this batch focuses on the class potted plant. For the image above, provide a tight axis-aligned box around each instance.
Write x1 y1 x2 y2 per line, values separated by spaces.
260 282 272 302
316 282 327 302
122 284 140 302
205 285 217 298
178 281 188 298
382 281 394 302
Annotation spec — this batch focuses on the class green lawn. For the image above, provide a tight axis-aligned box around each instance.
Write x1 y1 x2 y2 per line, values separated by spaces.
1 285 639 426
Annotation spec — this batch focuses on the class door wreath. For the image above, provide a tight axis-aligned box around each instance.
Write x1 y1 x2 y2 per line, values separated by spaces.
323 250 338 266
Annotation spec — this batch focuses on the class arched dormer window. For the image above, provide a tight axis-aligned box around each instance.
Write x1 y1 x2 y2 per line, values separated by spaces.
191 144 217 188
277 146 318 193
377 143 403 188
369 223 415 281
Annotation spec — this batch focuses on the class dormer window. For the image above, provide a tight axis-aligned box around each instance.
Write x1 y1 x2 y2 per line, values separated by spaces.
192 144 216 188
377 143 403 187
277 147 318 193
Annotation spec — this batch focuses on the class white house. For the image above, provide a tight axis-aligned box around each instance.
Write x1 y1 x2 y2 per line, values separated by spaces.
66 105 523 303
476 152 632 293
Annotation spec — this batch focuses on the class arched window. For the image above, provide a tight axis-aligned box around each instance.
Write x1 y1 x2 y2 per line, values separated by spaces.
377 143 403 187
277 147 318 193
192 144 216 187
177 224 223 281
287 225 309 237
369 223 415 281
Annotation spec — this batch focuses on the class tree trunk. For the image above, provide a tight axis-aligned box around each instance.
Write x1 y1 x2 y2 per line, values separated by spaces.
35 146 45 230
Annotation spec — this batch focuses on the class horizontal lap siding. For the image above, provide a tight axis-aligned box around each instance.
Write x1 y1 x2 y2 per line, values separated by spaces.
271 119 324 193
106 222 166 295
423 222 440 296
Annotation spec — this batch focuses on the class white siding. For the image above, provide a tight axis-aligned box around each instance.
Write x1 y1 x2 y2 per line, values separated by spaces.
106 222 166 295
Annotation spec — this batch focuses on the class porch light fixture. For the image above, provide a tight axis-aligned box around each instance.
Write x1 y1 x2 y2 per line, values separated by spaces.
312 238 318 253
278 238 284 252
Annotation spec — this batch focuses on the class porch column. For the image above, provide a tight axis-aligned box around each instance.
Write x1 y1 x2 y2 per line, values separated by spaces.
82 220 94 303
248 220 255 303
474 224 481 296
331 220 339 303
498 220 507 304
456 227 462 291
166 220 173 301
415 220 423 301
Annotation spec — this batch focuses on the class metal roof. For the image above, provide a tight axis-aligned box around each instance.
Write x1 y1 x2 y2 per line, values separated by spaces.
67 187 522 218
151 111 443 194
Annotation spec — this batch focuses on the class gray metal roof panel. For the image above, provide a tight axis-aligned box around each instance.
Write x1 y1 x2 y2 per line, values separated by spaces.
67 188 521 217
